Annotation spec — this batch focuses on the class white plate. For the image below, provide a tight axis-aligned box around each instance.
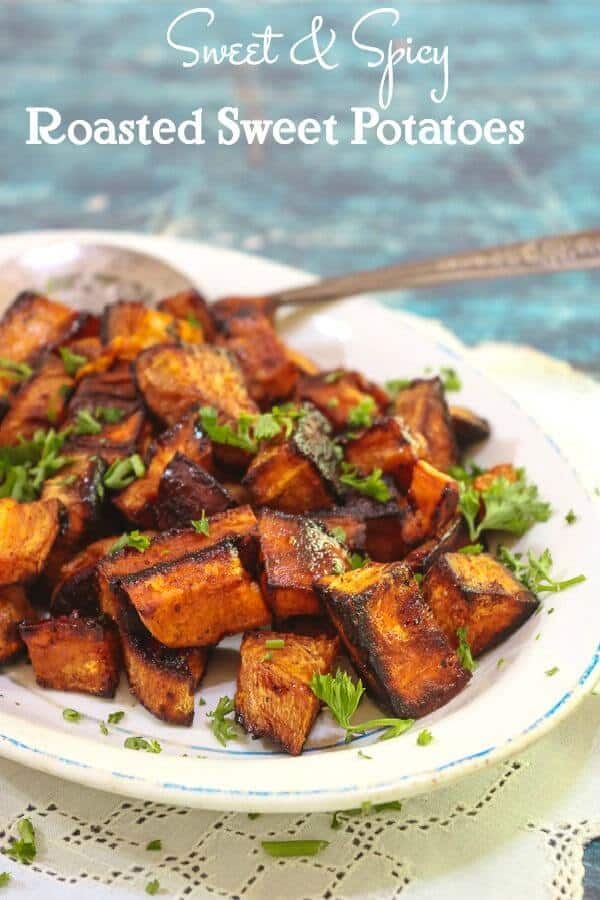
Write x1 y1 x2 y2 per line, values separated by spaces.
0 230 597 813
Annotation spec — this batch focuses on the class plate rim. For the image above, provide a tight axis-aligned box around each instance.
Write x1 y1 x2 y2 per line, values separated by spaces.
0 227 598 813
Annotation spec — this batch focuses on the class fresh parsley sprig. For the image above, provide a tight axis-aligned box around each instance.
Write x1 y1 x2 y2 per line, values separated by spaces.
191 510 210 535
456 627 476 672
207 696 239 746
457 467 551 540
109 530 150 555
6 818 36 865
310 671 414 742
497 546 585 594
347 396 376 429
340 462 391 503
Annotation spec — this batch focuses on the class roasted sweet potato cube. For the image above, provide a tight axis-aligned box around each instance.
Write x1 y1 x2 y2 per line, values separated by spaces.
449 405 491 450
472 463 519 493
117 538 270 647
403 516 471 574
210 295 275 330
0 355 73 444
0 497 62 586
296 370 388 432
404 460 460 545
219 313 299 406
258 510 349 619
102 300 202 349
341 493 412 562
0 292 82 408
20 615 121 697
393 377 459 471
0 586 36 663
42 455 106 553
96 506 259 620
156 453 233 530
158 289 216 342
344 416 422 487
235 630 339 755
243 405 339 513
113 415 212 527
317 561 471 718
312 508 367 552
118 602 208 726
51 536 120 616
423 552 539 657
64 363 145 462
135 343 257 427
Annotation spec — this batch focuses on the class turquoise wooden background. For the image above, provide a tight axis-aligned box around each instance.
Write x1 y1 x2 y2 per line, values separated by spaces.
0 0 598 890
0 1 598 376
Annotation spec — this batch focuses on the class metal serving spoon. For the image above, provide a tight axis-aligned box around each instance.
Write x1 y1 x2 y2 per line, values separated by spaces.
1 228 599 311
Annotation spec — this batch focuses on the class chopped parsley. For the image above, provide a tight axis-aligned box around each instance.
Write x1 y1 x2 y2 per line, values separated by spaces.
198 404 304 454
330 800 402 830
62 708 83 723
109 530 150 555
247 813 261 820
207 696 238 747
99 721 109 735
0 872 10 887
6 818 36 865
261 840 329 858
323 371 344 383
331 558 345 575
103 453 145 490
457 467 551 541
347 396 376 429
59 346 88 375
413 572 424 585
357 749 372 760
416 729 434 746
565 509 577 525
497 546 585 594
145 878 160 895
191 510 210 535
264 638 285 650
94 405 124 424
350 551 369 570
384 378 411 399
0 427 72 501
73 409 102 436
329 526 347 545
0 358 32 382
440 366 462 392
186 312 201 328
456 627 477 672
310 670 414 742
545 666 559 677
124 736 162 753
327 397 340 408
146 840 162 851
108 710 125 725
458 543 484 555
340 462 391 503
497 657 506 668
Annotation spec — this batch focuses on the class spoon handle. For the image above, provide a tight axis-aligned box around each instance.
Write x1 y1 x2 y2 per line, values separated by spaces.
265 228 600 307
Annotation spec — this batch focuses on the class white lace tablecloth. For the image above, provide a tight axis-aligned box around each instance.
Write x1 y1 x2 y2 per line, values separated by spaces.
1 326 598 900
